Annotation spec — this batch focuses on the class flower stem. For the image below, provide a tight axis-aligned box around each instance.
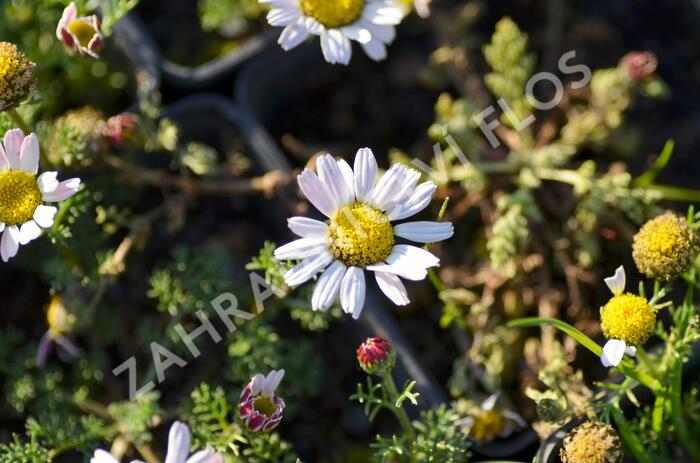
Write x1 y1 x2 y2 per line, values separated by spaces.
381 371 416 456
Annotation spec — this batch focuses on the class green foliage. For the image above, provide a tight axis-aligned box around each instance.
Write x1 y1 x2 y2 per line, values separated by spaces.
107 393 162 445
199 0 266 32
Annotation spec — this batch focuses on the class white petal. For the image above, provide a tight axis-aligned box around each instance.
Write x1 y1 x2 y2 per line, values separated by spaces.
3 128 24 170
19 133 40 174
625 345 637 357
353 148 378 202
320 29 352 65
337 159 356 202
274 237 327 260
388 181 437 220
278 22 310 50
91 450 120 463
250 373 265 394
366 244 439 281
164 421 191 463
481 393 500 411
365 22 396 43
374 271 409 305
297 169 336 217
287 216 328 238
394 221 454 243
19 221 42 245
283 251 333 288
0 223 4 232
1 226 20 262
33 205 57 228
604 266 626 296
317 154 353 208
37 171 59 194
601 339 627 368
267 6 300 26
371 165 420 211
304 16 324 35
262 369 285 397
341 23 371 44
385 168 421 212
0 145 9 172
186 448 223 463
363 1 404 26
340 266 366 319
312 260 346 311
42 178 81 202
362 39 387 61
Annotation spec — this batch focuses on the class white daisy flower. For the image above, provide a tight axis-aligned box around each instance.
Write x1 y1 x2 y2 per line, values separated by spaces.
275 147 453 319
0 129 81 262
599 266 656 368
260 0 405 65
456 393 526 442
91 421 223 463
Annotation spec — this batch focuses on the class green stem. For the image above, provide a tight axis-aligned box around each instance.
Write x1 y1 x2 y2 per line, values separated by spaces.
670 359 700 460
648 183 700 203
610 408 653 463
381 371 416 459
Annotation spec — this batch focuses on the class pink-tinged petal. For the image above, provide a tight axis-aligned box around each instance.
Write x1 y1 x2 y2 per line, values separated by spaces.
37 171 59 194
601 339 627 368
261 369 285 397
250 374 265 395
42 178 81 202
18 220 42 245
1 226 20 262
604 266 626 296
19 133 40 174
56 2 78 40
374 271 409 305
340 266 366 319
298 169 336 217
245 412 267 432
33 205 57 228
164 422 191 463
3 128 24 170
0 144 9 172
36 332 54 368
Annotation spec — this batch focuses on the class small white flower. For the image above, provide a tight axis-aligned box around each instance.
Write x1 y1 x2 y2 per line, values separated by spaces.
456 393 526 442
0 129 81 262
260 0 405 64
600 266 639 368
90 422 223 463
276 147 453 319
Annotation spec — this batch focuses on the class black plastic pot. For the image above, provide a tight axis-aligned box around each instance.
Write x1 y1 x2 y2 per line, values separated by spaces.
109 10 271 92
535 340 700 463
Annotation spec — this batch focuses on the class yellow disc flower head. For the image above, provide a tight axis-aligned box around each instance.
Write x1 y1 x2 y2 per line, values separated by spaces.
0 42 36 112
632 212 698 282
560 421 623 463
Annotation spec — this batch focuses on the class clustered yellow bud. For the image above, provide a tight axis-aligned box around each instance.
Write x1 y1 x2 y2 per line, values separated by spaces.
49 106 108 167
632 212 698 282
0 42 36 112
560 421 623 463
600 293 656 346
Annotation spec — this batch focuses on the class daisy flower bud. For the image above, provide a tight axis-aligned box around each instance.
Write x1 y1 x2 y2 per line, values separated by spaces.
239 370 286 432
622 51 658 81
56 2 103 58
106 113 138 147
632 211 698 282
49 106 109 168
560 421 623 463
0 42 36 112
599 266 656 368
357 337 395 375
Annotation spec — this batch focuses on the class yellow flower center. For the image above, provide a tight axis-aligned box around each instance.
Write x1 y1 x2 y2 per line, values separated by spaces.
47 296 76 337
471 410 505 442
561 422 622 463
253 396 276 418
300 0 365 28
0 170 42 226
328 202 394 267
68 20 97 48
600 293 656 346
0 42 35 111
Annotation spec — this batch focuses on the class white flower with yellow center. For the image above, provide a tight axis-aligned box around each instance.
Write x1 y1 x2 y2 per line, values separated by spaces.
0 129 81 262
260 0 404 64
275 148 453 318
